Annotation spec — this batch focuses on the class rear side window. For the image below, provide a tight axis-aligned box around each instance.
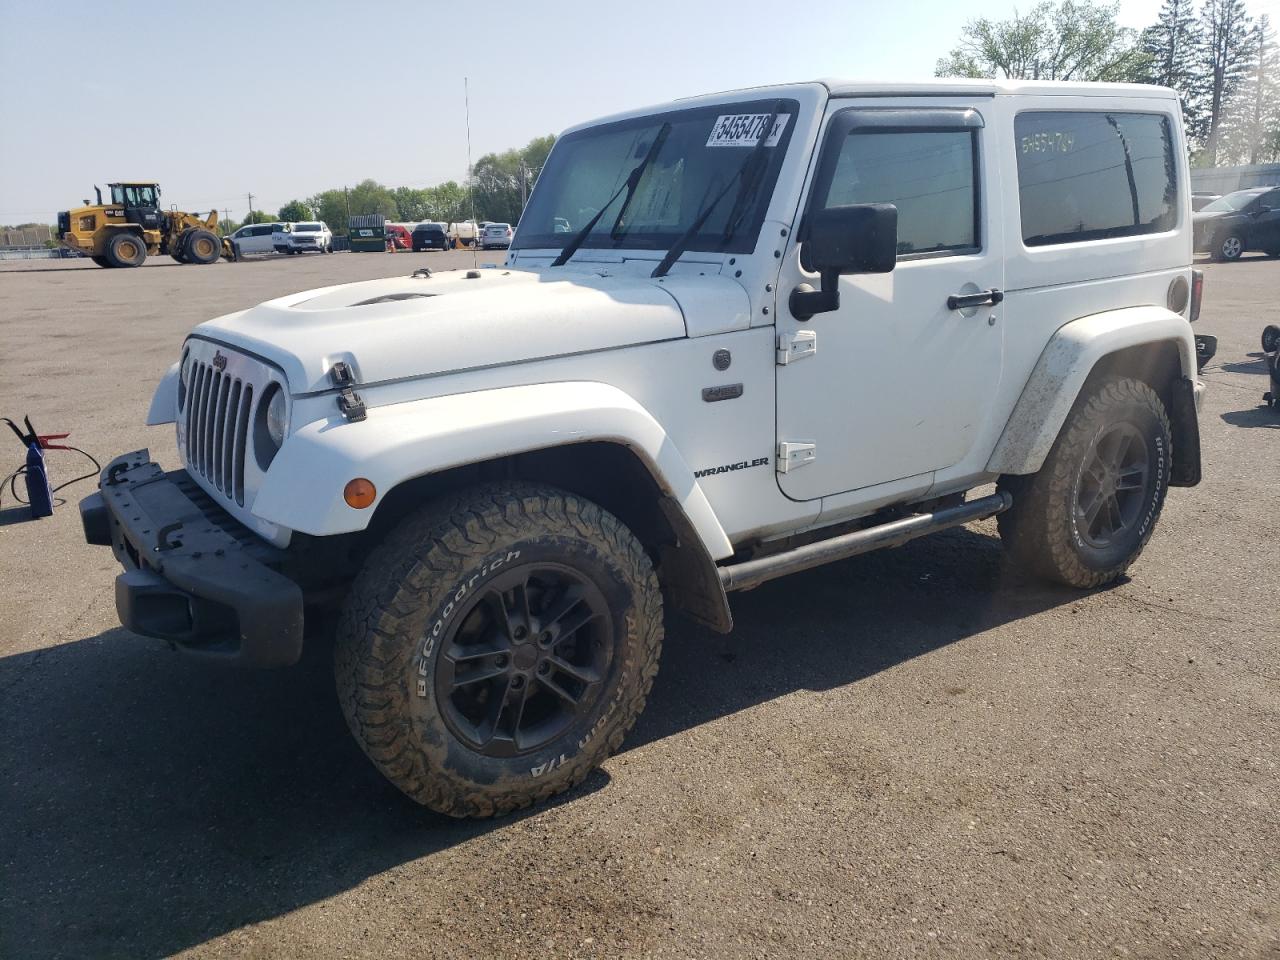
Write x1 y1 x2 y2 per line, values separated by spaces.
1015 111 1176 247
821 129 979 258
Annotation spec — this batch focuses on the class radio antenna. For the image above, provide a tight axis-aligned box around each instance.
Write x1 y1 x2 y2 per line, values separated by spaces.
465 76 478 270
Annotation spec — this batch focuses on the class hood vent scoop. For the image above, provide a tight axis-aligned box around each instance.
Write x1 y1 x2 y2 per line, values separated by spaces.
352 292 437 306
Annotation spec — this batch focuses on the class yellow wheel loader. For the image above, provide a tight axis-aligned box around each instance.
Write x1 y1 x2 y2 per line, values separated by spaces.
57 182 230 268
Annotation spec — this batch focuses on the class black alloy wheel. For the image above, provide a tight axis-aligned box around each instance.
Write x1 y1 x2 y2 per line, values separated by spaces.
436 563 612 758
1072 422 1151 549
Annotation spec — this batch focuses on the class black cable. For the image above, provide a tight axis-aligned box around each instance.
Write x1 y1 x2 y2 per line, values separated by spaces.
51 445 101 493
3 466 29 507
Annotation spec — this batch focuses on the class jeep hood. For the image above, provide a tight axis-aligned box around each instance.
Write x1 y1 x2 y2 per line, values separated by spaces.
192 268 694 393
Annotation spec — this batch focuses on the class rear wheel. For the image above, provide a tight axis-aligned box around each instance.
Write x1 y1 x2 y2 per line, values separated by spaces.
105 232 146 268
1213 232 1244 261
335 483 663 817
998 376 1171 588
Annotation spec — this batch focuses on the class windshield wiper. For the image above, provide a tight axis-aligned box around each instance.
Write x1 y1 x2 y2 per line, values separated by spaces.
651 104 782 279
551 122 671 267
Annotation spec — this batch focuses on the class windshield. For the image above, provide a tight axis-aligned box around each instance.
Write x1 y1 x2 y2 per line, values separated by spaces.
295 222 322 232
110 184 157 207
1201 191 1259 213
514 98 798 255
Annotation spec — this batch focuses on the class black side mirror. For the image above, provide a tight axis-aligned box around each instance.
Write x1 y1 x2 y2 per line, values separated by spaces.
791 203 897 321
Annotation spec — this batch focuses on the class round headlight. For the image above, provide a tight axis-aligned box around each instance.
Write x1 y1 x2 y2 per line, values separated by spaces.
266 386 288 447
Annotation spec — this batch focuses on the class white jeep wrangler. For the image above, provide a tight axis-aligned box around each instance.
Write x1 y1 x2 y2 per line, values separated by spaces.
83 79 1206 817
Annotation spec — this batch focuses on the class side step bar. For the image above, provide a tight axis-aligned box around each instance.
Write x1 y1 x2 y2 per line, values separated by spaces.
718 491 1012 592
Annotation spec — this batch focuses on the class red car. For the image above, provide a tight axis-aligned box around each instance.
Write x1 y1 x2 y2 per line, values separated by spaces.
384 224 412 250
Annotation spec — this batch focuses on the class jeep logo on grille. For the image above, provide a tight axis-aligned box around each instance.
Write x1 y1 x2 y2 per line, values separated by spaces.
212 351 227 371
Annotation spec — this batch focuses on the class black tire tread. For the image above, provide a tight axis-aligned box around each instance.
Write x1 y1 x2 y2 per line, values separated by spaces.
997 376 1171 589
335 482 663 818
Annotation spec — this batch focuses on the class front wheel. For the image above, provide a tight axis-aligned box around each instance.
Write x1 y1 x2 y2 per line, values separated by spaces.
998 376 1172 588
184 228 221 265
335 483 663 817
1262 324 1280 354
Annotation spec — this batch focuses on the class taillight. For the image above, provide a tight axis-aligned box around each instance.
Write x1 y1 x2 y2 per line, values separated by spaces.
1182 271 1203 323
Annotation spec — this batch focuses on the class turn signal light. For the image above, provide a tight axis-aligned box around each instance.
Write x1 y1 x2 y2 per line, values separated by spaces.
344 478 377 509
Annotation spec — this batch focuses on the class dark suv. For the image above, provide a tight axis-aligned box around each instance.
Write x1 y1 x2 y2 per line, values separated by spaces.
1193 187 1280 261
411 222 452 251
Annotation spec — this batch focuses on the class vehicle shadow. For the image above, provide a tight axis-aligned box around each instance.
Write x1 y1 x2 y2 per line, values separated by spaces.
1218 353 1272 376
1221 405 1279 428
0 526 1083 959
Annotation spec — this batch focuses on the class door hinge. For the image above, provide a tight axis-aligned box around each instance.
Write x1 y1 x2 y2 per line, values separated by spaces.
776 330 817 365
777 441 817 473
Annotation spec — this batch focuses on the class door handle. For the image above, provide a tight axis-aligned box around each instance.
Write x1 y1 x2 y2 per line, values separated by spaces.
947 288 1004 311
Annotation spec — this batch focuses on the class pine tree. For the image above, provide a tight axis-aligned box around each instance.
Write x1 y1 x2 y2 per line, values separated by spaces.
1139 0 1206 144
1219 16 1280 164
1197 0 1255 165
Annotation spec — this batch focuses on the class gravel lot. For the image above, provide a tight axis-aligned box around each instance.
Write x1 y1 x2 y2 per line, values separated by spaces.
0 250 1277 960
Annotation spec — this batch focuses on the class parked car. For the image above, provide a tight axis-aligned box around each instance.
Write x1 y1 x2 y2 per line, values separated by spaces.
274 221 333 254
227 222 284 256
85 78 1206 819
385 224 412 250
1191 192 1220 211
1193 187 1280 260
412 222 452 251
481 222 513 249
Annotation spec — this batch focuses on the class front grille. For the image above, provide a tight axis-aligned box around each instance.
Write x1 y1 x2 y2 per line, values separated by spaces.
183 360 253 506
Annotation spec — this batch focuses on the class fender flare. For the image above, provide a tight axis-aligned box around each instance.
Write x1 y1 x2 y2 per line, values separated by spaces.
986 305 1196 476
253 380 735 560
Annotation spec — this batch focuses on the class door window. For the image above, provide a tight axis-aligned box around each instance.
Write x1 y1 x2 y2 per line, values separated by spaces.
820 129 979 258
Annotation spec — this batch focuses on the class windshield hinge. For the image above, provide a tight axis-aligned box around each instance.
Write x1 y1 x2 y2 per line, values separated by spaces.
329 362 367 422
776 330 817 365
777 441 816 473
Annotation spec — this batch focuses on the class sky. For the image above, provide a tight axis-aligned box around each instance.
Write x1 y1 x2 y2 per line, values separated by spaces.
1 0 1276 225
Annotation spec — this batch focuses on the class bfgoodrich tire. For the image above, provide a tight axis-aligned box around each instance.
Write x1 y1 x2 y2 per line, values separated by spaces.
335 483 663 817
997 376 1172 588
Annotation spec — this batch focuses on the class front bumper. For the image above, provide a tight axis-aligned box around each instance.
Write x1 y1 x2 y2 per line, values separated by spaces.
80 450 305 666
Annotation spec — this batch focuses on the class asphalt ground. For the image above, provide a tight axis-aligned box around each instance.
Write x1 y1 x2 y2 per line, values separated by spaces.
0 249 1277 960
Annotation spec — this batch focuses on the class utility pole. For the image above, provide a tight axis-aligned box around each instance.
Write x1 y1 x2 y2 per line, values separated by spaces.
344 186 351 223
247 192 255 222
223 208 231 234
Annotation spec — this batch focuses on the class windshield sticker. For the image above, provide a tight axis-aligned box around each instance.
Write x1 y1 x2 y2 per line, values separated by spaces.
706 114 790 148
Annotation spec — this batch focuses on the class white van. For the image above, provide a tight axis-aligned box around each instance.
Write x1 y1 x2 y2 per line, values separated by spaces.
227 222 284 256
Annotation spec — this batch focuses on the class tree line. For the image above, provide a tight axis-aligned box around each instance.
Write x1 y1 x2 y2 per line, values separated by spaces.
936 0 1279 166
215 135 557 237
